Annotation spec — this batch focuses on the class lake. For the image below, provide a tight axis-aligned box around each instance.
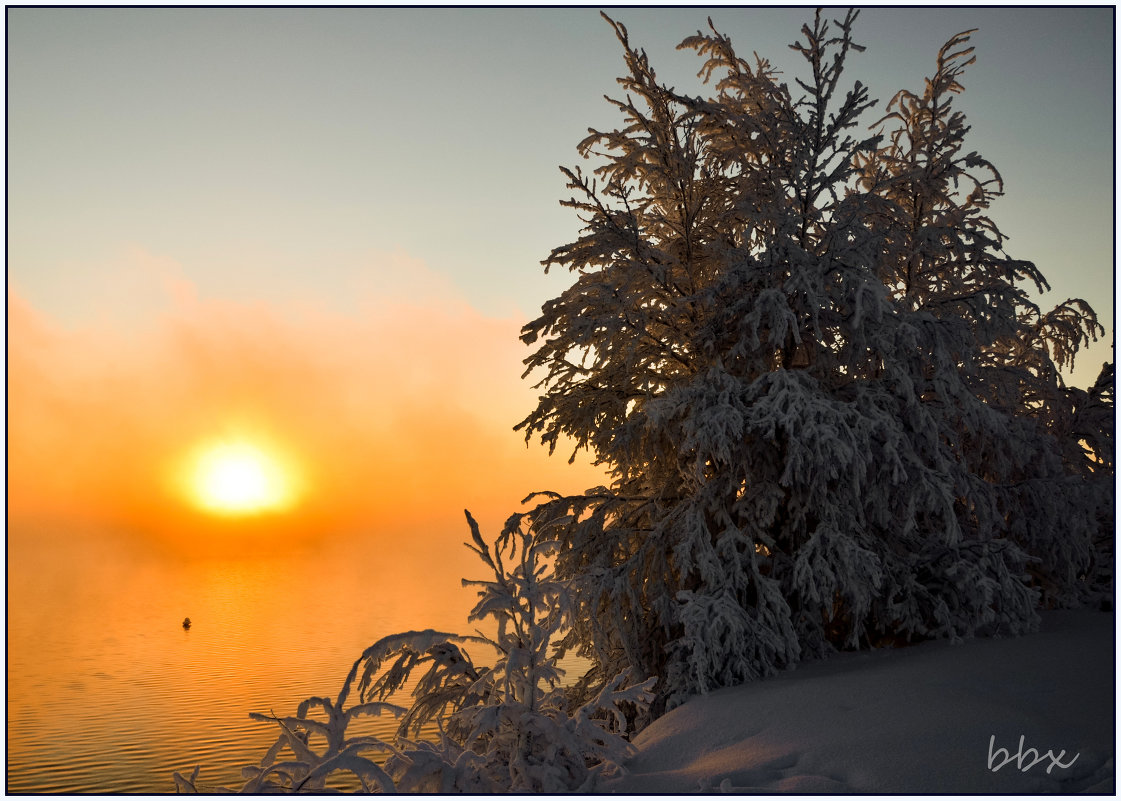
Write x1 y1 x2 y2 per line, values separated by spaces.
7 520 561 793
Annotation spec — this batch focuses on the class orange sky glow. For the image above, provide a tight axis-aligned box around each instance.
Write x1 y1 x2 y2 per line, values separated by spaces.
8 248 604 559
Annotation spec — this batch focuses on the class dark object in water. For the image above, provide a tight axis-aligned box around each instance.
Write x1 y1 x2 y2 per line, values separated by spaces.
182 617 192 629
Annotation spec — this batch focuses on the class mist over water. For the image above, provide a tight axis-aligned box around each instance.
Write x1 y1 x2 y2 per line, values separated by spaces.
6 524 500 793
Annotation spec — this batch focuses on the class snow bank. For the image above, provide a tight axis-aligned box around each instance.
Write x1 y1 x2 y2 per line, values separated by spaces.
605 610 1114 794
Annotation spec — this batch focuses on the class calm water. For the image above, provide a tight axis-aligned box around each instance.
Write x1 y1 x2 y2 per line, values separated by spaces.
8 522 556 793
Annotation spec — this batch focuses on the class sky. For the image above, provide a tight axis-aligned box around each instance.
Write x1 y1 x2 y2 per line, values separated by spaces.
7 6 1115 553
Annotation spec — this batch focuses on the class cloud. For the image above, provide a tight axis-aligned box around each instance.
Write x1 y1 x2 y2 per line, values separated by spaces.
8 248 601 558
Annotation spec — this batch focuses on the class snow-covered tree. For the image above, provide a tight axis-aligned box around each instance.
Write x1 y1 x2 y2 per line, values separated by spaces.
856 29 1110 609
517 10 1112 714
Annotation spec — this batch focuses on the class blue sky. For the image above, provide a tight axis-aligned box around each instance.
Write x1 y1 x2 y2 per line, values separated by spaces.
6 5 1115 552
8 5 1115 378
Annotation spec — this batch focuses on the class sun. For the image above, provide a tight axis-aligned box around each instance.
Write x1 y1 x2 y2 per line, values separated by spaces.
189 440 294 516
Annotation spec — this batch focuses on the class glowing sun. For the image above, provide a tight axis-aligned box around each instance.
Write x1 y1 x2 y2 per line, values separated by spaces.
189 440 294 515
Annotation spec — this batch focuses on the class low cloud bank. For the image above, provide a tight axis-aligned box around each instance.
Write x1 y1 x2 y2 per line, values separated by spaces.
8 247 600 556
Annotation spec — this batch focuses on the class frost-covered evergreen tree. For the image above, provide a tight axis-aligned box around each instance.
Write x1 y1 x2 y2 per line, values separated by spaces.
855 29 1110 610
518 10 1112 713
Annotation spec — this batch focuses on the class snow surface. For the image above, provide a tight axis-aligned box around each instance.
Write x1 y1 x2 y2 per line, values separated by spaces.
604 609 1114 794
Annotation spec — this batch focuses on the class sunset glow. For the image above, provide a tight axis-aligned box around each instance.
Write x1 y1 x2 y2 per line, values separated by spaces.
6 7 1114 795
188 440 296 516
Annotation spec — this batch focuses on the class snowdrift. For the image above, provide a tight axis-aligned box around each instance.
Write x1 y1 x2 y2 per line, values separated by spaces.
605 609 1114 794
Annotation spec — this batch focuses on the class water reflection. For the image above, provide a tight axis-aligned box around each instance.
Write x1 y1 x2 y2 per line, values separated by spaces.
7 522 494 793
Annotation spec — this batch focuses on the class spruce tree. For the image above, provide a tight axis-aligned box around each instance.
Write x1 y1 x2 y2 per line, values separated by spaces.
518 10 1112 712
857 29 1109 608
